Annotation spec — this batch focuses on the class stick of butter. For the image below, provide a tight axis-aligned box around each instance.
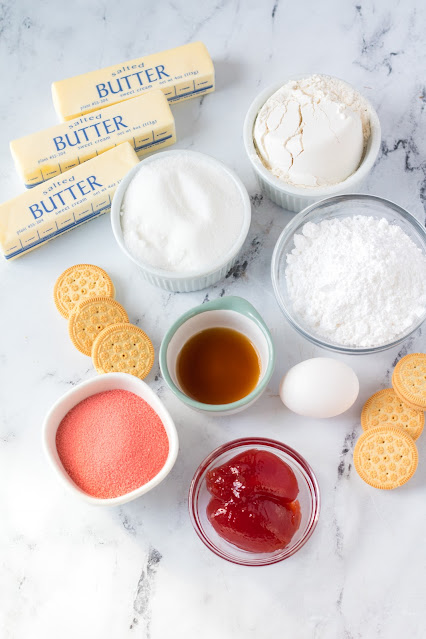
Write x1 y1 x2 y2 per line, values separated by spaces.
52 41 215 121
11 91 175 189
0 143 139 260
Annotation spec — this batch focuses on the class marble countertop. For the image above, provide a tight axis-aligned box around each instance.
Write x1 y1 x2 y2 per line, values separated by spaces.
1 1 426 637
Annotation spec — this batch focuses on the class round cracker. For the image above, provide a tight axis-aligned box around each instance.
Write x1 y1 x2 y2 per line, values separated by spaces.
361 388 424 441
54 264 114 319
354 426 418 490
68 297 129 356
92 323 154 379
392 353 426 411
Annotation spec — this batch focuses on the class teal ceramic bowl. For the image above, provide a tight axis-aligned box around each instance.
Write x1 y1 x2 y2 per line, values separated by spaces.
159 296 275 416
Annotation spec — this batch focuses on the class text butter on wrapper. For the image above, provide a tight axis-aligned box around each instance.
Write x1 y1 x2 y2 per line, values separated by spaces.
0 143 139 260
11 91 175 188
52 41 215 122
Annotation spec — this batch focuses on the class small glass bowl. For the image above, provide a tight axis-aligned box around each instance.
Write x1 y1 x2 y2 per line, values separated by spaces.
188 437 320 566
271 194 426 354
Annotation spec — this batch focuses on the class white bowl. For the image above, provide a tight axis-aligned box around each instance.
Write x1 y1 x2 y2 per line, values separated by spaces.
243 76 381 213
42 373 179 506
111 149 252 292
159 296 275 416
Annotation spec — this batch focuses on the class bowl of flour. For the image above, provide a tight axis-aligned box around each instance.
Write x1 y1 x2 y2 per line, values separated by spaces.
111 150 251 292
244 75 381 213
271 194 426 353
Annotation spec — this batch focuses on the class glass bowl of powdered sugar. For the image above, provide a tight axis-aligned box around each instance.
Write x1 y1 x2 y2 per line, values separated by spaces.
271 194 426 354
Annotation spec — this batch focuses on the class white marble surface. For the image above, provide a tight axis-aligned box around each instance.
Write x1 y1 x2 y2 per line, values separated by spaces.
1 1 426 637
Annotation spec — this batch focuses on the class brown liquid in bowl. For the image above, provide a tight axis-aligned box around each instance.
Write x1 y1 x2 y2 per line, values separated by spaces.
176 327 261 405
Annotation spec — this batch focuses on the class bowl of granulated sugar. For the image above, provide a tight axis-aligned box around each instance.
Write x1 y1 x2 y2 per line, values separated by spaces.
271 194 426 354
43 373 179 506
111 149 251 293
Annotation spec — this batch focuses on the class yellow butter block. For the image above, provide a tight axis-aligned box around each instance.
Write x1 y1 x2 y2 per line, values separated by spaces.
52 41 215 121
0 143 139 260
11 91 175 189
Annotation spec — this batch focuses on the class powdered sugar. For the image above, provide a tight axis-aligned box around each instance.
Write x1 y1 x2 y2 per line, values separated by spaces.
285 216 426 347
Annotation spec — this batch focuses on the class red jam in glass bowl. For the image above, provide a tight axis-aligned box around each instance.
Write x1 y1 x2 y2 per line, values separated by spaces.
206 449 301 553
189 438 320 566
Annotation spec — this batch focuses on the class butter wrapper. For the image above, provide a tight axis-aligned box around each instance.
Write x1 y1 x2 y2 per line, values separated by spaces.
0 143 139 260
52 41 214 121
11 91 174 188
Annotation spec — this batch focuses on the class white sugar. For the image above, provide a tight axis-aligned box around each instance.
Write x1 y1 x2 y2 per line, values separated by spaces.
120 154 245 274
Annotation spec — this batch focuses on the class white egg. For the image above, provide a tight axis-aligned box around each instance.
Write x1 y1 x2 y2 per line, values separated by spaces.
279 357 359 418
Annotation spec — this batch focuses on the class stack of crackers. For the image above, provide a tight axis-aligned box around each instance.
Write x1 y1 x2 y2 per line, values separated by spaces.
354 354 426 490
54 264 154 380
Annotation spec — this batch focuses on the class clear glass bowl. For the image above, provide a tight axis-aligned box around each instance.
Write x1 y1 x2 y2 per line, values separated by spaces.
271 194 426 354
188 437 320 566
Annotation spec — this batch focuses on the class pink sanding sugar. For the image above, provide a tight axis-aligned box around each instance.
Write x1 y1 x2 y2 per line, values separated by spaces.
56 389 169 499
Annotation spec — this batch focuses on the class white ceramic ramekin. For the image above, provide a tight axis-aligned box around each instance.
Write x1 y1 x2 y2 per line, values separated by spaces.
159 296 275 416
243 76 381 213
42 373 179 506
111 149 251 292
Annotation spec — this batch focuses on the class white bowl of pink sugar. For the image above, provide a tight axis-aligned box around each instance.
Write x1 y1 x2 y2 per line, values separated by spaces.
42 373 179 506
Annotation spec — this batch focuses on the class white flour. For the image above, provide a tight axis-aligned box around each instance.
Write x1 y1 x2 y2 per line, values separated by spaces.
285 216 426 347
121 154 245 273
254 75 371 188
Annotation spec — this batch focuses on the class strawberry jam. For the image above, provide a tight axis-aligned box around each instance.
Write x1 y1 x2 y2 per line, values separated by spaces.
206 449 301 553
